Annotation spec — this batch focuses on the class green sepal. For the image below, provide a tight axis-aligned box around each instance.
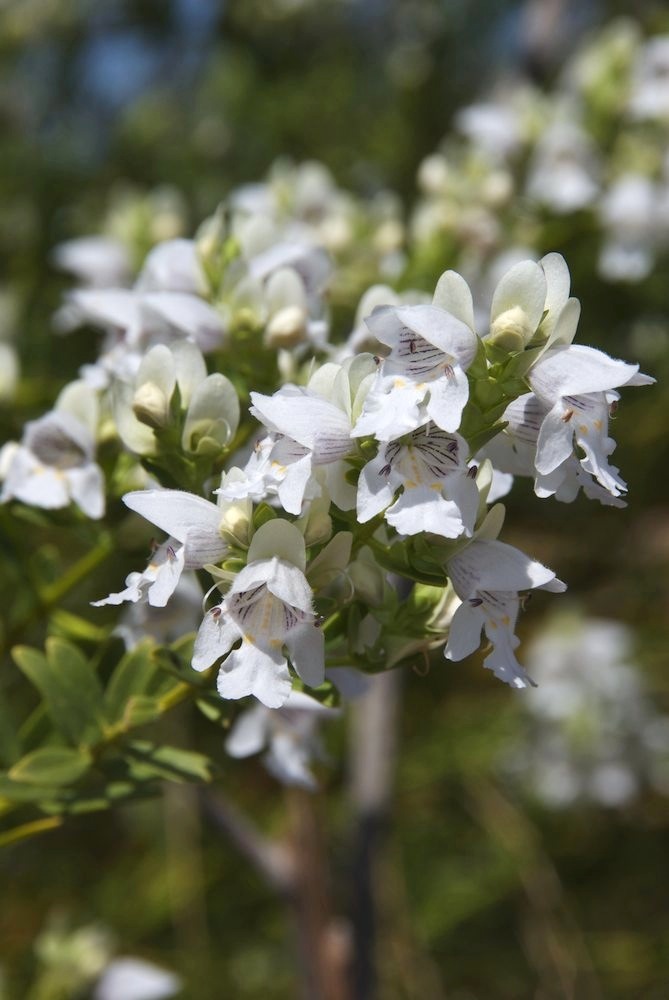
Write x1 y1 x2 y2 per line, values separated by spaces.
252 503 278 530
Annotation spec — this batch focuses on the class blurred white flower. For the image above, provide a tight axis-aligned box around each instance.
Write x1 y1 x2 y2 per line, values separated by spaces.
226 689 339 790
525 118 600 213
505 613 669 808
52 235 131 288
0 380 104 518
628 36 669 120
94 957 181 1000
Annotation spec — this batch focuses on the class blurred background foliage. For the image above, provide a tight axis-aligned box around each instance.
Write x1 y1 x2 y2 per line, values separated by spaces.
1 0 669 997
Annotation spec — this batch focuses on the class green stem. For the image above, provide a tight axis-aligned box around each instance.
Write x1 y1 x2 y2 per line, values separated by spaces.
41 531 115 605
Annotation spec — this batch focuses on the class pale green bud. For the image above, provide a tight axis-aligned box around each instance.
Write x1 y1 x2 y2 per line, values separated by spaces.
132 380 170 429
488 305 536 352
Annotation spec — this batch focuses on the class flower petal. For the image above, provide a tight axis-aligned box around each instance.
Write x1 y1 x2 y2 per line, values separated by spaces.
217 641 292 708
192 609 240 671
123 489 223 546
432 269 476 330
286 623 325 687
67 464 105 519
141 292 225 351
535 403 577 475
357 453 397 522
250 391 352 462
490 260 547 331
386 487 467 538
425 367 470 432
225 705 269 758
444 602 484 661
448 539 565 596
530 344 653 400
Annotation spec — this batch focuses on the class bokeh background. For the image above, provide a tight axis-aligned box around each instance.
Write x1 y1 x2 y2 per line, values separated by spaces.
1 1 669 997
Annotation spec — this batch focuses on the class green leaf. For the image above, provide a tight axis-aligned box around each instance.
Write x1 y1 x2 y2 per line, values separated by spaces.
13 640 106 746
104 641 160 723
123 740 217 783
121 695 162 729
8 746 92 786
195 696 234 727
0 775 58 802
49 609 111 644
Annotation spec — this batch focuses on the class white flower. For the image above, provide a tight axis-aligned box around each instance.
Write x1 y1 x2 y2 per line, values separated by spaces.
92 538 187 610
112 341 239 457
340 284 429 359
598 174 659 283
134 237 206 294
192 521 324 708
52 235 131 288
357 424 478 538
0 380 104 518
445 538 566 689
351 304 478 442
93 484 244 608
628 36 669 121
479 252 580 352
225 690 339 790
247 387 353 514
525 119 600 214
94 957 181 1000
506 612 669 809
225 356 375 515
528 345 654 497
482 393 627 506
455 100 523 161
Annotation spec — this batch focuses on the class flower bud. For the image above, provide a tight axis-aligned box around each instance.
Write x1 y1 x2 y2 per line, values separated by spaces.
265 304 308 347
131 381 170 429
488 305 536 352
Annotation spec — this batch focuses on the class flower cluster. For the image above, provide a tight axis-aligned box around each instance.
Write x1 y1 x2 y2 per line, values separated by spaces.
0 149 654 790
410 21 669 289
503 612 669 808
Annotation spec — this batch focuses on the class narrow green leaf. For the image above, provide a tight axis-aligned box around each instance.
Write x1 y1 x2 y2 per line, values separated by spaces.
124 741 217 783
13 641 106 746
121 695 162 729
8 746 92 786
0 776 58 802
195 697 233 727
104 641 160 722
49 609 111 644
